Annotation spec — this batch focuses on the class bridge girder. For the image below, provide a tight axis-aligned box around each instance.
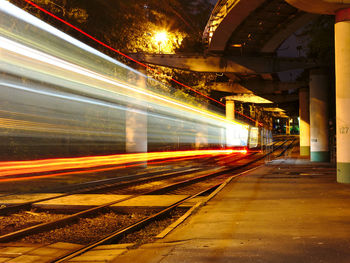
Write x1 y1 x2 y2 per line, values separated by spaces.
209 80 303 94
130 54 317 74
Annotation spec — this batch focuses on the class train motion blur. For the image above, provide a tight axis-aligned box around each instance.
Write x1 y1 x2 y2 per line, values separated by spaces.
0 1 272 161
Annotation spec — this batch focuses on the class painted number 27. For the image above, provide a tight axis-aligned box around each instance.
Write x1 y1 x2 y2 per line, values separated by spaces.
340 126 349 134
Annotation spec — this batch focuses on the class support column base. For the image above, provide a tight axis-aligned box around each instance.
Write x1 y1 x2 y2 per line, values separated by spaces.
300 146 310 156
337 162 350 184
310 151 329 162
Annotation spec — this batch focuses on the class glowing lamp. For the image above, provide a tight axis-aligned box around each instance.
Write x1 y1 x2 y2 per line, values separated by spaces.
154 31 168 44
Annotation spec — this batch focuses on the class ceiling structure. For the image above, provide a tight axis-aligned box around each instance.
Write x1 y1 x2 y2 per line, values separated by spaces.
204 0 318 54
202 0 319 117
134 0 321 118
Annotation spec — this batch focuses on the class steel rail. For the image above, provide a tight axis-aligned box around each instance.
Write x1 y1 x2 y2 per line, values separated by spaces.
0 167 200 216
0 153 245 215
0 140 288 243
54 165 262 263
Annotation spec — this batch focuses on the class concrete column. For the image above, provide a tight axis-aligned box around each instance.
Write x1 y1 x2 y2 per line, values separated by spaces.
195 104 209 149
309 69 329 162
286 118 290 135
126 67 147 153
225 99 235 147
269 117 273 131
299 88 310 156
195 124 208 149
226 99 235 121
335 8 350 183
255 112 259 127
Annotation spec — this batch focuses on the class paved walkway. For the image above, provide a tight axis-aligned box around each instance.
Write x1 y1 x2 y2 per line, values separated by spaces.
114 157 350 263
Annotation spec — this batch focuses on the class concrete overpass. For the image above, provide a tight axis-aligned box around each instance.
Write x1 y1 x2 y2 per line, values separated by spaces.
133 0 320 119
284 2 350 181
201 0 320 115
130 54 317 74
203 0 318 54
205 0 350 183
134 0 350 182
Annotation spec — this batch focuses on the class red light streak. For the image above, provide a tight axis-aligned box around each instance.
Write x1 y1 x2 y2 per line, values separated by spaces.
21 0 263 126
0 149 246 181
0 154 209 182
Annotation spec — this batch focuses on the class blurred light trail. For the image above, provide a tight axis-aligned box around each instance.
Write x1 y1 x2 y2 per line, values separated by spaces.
0 35 231 126
0 155 208 182
0 2 253 159
0 149 245 179
17 0 265 126
20 0 226 108
0 33 249 142
0 36 238 138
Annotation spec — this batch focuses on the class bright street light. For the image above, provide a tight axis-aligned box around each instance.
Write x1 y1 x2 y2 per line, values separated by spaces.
154 31 168 53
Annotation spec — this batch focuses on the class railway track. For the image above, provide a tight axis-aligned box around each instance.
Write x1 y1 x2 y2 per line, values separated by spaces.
0 151 251 215
0 139 295 262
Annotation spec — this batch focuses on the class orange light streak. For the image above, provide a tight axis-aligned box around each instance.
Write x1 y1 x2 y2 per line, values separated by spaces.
0 150 246 179
0 154 208 182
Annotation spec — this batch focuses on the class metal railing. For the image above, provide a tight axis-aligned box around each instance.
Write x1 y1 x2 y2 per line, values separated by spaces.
203 0 239 45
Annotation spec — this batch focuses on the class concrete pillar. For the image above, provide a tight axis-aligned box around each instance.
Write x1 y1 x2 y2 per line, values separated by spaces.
309 69 329 162
335 8 350 183
299 88 310 156
255 109 259 127
286 118 290 135
126 67 147 153
269 117 273 131
225 99 235 147
226 99 235 121
195 124 208 149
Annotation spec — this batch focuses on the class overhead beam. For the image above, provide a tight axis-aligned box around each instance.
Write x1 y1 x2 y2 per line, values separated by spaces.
207 82 253 94
209 80 304 94
224 93 298 104
130 54 318 74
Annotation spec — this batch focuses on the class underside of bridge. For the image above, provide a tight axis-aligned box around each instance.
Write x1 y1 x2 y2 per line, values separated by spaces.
202 0 320 120
134 0 320 123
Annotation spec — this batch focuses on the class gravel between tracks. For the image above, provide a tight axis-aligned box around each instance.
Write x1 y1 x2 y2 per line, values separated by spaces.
5 208 185 245
0 209 66 236
0 207 186 246
17 210 149 244
117 208 186 248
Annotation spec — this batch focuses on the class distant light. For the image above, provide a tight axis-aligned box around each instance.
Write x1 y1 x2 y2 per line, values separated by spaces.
231 44 242 48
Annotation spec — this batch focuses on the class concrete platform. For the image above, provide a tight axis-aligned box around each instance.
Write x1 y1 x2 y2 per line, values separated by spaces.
0 242 83 263
112 158 350 263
